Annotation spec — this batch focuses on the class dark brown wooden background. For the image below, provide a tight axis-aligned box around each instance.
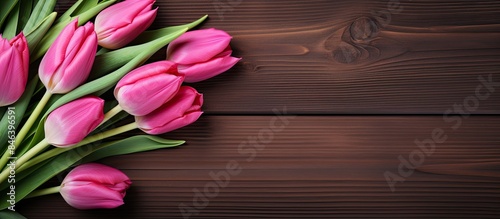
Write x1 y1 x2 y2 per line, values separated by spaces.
20 0 500 218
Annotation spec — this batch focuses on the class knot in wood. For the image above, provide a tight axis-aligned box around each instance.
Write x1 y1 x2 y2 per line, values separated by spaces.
349 17 380 43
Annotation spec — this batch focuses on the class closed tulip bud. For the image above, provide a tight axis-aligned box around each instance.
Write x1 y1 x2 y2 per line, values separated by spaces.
0 33 29 106
114 61 184 116
167 28 241 83
60 163 132 210
136 86 203 135
95 0 157 49
39 19 97 94
45 96 104 147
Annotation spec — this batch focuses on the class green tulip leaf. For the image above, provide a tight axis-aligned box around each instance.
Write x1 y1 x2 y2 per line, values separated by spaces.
0 157 52 192
0 77 38 168
70 0 99 16
0 211 26 219
16 0 35 32
57 0 97 23
133 14 208 44
73 0 115 26
2 3 20 39
0 108 5 121
56 0 86 22
23 0 56 34
0 0 18 31
81 135 185 163
0 135 183 210
0 108 5 153
24 12 57 53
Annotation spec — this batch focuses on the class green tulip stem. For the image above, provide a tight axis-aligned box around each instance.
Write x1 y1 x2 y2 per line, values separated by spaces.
0 91 52 172
0 150 11 174
15 90 52 147
0 139 49 183
15 139 49 167
17 123 138 173
100 104 123 126
25 186 61 199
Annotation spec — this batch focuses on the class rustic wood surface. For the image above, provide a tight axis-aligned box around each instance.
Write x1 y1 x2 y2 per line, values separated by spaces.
22 116 500 218
21 0 500 218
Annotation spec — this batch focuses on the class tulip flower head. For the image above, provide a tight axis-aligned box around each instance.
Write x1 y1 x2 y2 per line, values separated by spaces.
136 86 203 135
60 163 132 209
167 28 241 83
95 0 157 49
39 19 98 94
45 96 104 147
0 33 29 106
114 61 184 116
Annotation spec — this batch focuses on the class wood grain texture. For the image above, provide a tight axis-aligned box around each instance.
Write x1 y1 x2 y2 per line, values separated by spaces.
22 1 500 218
146 0 500 114
20 116 500 218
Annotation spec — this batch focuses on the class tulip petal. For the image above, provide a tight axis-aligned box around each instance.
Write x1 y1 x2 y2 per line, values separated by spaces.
180 56 241 83
95 0 154 31
9 33 29 76
136 86 203 134
95 0 156 49
62 163 130 187
116 73 183 116
45 96 104 147
140 111 203 135
166 28 240 82
0 33 29 106
61 182 125 209
39 20 97 94
167 28 232 64
60 163 131 210
98 8 157 49
40 19 78 78
0 48 25 106
115 61 183 116
0 36 10 51
51 23 97 93
116 61 178 86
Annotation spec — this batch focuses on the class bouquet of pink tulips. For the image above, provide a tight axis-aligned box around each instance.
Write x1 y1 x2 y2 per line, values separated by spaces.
0 0 240 217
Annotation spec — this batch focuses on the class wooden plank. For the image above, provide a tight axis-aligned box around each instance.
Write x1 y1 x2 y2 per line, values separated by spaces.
19 116 500 218
143 0 500 114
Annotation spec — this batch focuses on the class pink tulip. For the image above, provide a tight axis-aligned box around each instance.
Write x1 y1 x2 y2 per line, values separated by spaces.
136 86 203 135
60 163 132 210
39 19 97 94
0 33 29 106
167 28 241 83
45 96 104 147
114 61 184 116
95 0 157 49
